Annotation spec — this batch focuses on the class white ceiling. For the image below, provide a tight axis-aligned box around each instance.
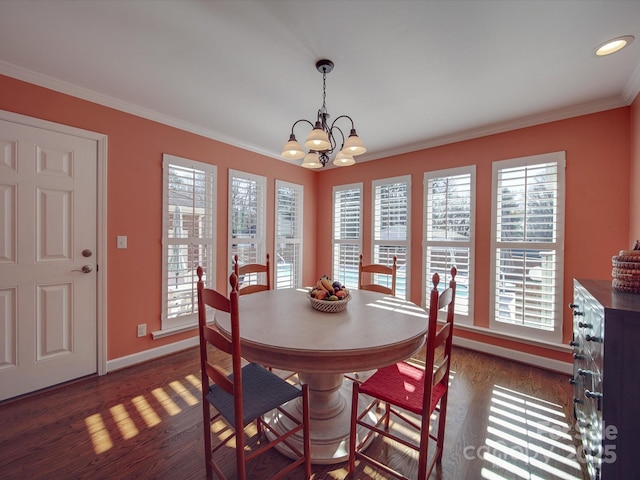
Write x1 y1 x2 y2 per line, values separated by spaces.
1 0 640 165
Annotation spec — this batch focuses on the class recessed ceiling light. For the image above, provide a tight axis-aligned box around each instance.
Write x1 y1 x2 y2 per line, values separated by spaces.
595 35 634 56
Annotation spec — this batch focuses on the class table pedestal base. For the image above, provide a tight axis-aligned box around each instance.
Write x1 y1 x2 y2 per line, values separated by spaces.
266 372 377 464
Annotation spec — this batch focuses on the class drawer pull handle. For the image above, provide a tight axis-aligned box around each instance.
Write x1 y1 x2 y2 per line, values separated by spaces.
569 377 576 385
585 334 601 343
573 353 585 360
573 397 584 404
569 340 580 347
578 321 592 328
569 303 578 309
574 311 585 317
578 369 593 377
585 390 603 400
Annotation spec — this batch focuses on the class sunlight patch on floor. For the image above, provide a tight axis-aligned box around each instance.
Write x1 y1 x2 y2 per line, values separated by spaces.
131 394 162 427
84 413 113 454
152 387 182 416
83 371 207 455
109 403 139 440
478 384 583 480
169 380 199 406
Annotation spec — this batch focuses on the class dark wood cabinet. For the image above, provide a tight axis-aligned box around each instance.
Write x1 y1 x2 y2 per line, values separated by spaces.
571 279 640 480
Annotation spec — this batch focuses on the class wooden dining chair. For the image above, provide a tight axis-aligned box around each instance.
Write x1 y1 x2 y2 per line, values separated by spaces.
196 267 311 480
346 254 399 383
348 267 457 480
232 253 297 381
233 253 271 296
358 254 397 296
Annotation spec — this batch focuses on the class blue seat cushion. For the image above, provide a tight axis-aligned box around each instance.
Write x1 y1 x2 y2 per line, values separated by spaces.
206 362 302 428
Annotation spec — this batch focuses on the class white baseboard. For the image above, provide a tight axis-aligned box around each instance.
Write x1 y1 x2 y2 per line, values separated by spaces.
106 336 199 372
106 332 572 376
453 336 573 375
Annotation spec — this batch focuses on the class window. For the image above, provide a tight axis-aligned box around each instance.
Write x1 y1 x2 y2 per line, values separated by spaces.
161 154 216 333
372 176 411 299
332 183 363 289
490 152 565 343
275 180 303 289
229 170 267 286
424 166 475 324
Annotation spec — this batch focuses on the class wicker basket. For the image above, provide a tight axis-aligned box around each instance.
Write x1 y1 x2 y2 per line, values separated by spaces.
307 293 351 313
612 250 640 293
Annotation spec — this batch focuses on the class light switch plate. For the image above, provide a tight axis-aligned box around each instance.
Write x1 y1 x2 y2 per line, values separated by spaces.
117 236 127 249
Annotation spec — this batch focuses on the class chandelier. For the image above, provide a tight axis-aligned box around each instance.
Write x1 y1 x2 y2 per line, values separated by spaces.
281 59 366 169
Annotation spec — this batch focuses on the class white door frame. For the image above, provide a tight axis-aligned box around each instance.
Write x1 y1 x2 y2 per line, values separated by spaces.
0 109 108 376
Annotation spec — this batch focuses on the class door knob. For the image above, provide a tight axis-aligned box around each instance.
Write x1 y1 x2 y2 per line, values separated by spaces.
73 265 93 273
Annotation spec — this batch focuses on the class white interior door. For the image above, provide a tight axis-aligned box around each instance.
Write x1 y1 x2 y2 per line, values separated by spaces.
0 119 98 401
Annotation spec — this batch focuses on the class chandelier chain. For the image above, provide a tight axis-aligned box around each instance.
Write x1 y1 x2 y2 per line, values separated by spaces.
322 70 327 114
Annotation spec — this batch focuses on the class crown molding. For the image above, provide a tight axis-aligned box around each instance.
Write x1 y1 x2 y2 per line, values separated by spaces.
2 60 635 167
362 96 630 163
623 61 640 105
0 60 279 160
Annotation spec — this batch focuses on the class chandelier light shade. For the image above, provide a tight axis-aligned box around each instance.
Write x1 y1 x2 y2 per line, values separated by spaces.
281 59 366 168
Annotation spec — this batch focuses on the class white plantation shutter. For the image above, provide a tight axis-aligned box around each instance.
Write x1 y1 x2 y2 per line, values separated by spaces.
490 152 565 343
229 170 266 286
332 183 362 289
275 180 303 289
372 176 410 299
424 166 475 323
161 154 216 332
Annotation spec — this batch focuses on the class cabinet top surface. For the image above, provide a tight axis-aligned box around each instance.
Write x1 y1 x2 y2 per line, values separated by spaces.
576 278 640 313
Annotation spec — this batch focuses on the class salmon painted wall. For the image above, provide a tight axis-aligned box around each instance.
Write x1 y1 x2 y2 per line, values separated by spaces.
316 108 632 363
1 72 634 366
631 92 640 242
0 74 318 360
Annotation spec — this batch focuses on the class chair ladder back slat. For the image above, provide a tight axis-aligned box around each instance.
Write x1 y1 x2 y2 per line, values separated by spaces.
202 325 232 354
432 355 449 387
359 283 393 295
434 322 451 349
438 287 453 309
361 264 393 275
200 288 231 314
205 362 234 395
238 263 268 275
236 283 269 296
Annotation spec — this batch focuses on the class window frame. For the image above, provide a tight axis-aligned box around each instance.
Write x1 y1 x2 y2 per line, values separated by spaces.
332 182 363 289
371 175 411 299
489 151 566 343
423 166 476 324
228 169 267 284
160 154 217 334
275 179 304 289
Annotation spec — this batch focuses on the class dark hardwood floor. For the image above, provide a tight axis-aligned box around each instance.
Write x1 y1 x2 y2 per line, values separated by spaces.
0 346 586 479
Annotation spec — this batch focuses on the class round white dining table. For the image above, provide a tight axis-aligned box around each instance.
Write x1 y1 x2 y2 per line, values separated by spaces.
215 287 428 464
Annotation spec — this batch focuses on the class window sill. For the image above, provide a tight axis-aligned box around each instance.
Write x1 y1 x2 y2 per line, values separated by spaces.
451 322 572 353
151 323 197 339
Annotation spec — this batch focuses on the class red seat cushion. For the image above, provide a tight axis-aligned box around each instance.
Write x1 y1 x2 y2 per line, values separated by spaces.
359 361 446 416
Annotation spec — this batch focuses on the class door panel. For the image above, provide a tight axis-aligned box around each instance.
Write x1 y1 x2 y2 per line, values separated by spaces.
0 119 98 401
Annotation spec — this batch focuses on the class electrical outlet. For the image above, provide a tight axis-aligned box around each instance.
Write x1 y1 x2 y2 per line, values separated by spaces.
137 323 147 337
